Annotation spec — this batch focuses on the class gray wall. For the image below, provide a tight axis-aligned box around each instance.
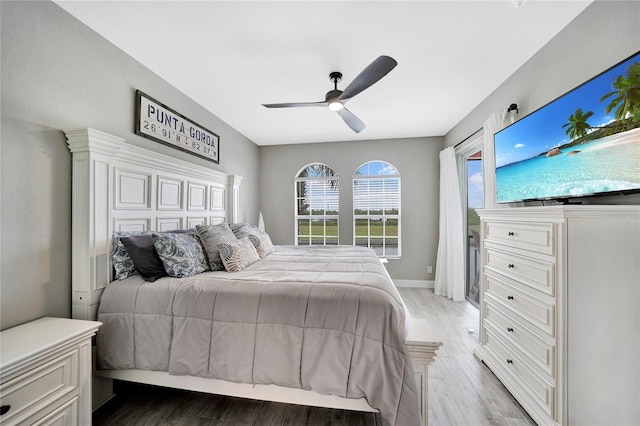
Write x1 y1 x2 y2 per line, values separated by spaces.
0 1 260 330
259 137 443 281
445 1 639 147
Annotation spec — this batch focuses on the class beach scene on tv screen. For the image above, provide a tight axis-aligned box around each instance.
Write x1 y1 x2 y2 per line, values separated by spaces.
495 52 640 203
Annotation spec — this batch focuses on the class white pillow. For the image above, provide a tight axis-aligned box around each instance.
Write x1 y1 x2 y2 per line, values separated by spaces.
216 237 260 272
248 232 275 258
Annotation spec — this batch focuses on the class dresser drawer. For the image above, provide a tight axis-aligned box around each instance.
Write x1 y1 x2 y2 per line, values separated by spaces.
485 249 555 296
484 301 555 378
0 349 78 425
485 220 555 256
485 329 555 418
485 271 555 337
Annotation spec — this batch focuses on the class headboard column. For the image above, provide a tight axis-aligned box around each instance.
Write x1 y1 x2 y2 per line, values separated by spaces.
66 129 125 320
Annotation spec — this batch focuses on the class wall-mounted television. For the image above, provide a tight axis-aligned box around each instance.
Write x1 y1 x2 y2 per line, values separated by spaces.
494 51 640 204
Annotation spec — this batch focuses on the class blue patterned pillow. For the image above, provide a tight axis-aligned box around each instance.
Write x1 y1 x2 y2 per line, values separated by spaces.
112 231 151 280
196 223 237 271
217 237 260 272
247 232 275 259
152 233 210 278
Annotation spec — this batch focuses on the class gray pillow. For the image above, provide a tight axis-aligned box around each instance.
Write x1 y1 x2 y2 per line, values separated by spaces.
217 237 261 272
229 222 261 239
120 235 168 282
196 223 237 271
152 233 209 278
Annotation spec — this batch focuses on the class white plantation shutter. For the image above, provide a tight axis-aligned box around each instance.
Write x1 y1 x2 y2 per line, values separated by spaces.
295 163 339 245
353 161 401 257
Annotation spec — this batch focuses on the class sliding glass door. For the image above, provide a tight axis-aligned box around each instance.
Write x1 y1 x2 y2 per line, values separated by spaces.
456 135 484 306
465 151 483 305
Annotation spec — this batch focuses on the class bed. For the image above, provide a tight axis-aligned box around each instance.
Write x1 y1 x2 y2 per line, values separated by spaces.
65 128 440 426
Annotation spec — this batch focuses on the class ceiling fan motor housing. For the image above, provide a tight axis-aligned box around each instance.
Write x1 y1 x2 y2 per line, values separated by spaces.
325 89 343 102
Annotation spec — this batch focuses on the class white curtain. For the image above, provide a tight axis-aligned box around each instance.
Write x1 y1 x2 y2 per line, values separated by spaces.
483 109 513 208
434 146 465 301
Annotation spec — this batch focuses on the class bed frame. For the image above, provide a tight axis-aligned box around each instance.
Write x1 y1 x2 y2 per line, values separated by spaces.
66 128 441 425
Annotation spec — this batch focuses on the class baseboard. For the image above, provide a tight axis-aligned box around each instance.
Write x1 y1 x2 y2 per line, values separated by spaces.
394 279 434 289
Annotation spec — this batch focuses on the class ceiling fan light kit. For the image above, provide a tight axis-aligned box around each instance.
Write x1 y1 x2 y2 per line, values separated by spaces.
262 55 397 133
328 101 344 111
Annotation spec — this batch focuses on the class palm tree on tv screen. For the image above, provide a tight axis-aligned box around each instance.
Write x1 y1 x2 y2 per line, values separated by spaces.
562 107 594 140
600 61 640 120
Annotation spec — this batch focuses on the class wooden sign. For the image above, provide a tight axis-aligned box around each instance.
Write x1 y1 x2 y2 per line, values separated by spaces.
135 90 219 163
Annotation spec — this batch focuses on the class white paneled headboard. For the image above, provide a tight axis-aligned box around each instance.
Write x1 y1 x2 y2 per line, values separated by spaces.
65 128 242 320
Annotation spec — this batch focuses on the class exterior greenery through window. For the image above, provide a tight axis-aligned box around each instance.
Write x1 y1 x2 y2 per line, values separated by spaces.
353 161 400 257
295 163 339 246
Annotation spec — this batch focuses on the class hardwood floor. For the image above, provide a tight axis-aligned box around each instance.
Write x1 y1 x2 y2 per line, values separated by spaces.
92 288 535 426
400 288 535 426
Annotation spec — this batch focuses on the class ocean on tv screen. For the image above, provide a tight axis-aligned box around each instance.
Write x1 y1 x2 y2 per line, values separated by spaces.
496 127 640 203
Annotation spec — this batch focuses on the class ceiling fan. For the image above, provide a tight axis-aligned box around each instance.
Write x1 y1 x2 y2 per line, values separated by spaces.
262 55 398 133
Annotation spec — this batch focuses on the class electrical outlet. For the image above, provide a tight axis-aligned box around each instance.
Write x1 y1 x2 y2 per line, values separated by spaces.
427 266 433 274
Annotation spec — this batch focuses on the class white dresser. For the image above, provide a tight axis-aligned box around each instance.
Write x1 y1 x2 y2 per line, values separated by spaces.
0 317 101 426
474 205 639 426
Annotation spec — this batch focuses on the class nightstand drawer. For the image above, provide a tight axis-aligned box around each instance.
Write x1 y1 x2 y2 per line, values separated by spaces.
0 349 78 425
32 396 78 426
485 221 555 256
485 249 555 296
485 271 555 337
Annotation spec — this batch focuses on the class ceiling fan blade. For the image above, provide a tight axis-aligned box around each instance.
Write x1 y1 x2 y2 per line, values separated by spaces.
338 107 366 133
262 101 327 108
338 56 397 101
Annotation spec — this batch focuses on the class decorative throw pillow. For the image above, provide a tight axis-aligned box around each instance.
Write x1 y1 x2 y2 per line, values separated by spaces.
196 223 237 271
247 232 275 259
229 222 261 239
112 229 196 280
112 231 151 280
152 233 210 278
217 237 260 272
120 235 168 282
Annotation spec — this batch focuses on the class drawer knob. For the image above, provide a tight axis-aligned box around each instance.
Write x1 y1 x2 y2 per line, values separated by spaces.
0 405 10 416
507 231 514 236
507 327 514 333
507 263 515 268
507 295 514 300
506 359 513 364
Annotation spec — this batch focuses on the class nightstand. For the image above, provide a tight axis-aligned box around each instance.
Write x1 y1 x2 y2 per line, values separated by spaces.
0 317 101 425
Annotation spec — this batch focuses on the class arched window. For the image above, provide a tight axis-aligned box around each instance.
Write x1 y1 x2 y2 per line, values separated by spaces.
295 163 339 246
353 161 400 257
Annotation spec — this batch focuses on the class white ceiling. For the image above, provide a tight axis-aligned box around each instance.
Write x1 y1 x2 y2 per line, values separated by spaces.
54 0 592 146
